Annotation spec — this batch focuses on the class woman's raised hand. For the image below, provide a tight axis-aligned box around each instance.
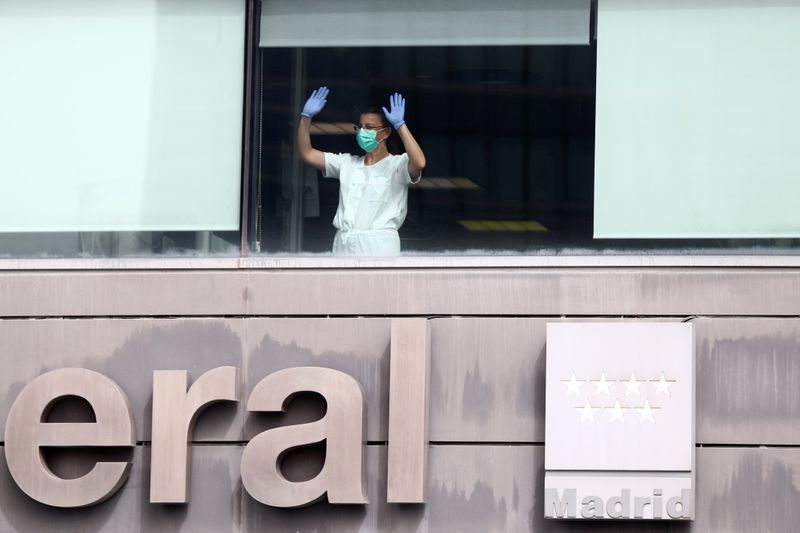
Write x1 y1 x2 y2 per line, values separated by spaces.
300 86 329 118
382 92 406 130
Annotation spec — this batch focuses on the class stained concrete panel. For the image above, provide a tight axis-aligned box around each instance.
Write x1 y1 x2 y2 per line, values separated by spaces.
695 318 800 445
0 319 246 442
3 268 800 317
0 270 249 317
429 318 546 443
242 319 392 442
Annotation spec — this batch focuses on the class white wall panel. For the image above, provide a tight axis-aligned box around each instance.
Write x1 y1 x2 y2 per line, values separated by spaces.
0 0 245 232
594 0 800 238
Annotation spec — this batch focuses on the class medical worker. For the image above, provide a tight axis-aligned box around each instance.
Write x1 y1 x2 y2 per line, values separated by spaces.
296 86 426 256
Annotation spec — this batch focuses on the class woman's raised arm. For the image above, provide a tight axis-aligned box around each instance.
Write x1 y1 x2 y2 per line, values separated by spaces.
383 92 426 179
296 86 329 172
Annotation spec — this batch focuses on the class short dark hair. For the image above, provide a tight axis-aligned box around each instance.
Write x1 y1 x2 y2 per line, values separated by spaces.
357 106 391 129
357 106 400 154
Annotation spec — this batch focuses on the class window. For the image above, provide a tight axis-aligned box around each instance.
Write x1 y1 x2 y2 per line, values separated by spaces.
594 0 800 241
0 0 246 258
250 0 595 255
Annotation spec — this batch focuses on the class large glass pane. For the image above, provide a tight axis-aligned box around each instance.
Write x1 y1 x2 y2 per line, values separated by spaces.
251 44 596 255
0 0 246 258
595 0 800 240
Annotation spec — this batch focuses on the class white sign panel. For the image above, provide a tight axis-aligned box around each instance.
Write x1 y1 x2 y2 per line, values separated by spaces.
544 322 694 520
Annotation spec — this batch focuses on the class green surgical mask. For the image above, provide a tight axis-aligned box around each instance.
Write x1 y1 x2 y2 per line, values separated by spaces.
356 127 385 152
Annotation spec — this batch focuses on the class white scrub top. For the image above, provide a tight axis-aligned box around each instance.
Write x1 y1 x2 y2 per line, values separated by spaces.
323 152 420 232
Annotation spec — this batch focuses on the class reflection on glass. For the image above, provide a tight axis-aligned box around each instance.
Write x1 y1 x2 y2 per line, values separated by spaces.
0 231 240 259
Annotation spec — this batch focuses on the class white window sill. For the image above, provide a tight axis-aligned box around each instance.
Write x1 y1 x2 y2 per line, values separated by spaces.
2 254 800 270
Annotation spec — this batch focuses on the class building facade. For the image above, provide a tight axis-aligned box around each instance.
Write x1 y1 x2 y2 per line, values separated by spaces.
2 1 800 531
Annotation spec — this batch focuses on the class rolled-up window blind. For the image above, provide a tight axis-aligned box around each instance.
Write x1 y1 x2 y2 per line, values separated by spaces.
259 0 591 47
594 0 800 238
0 0 245 232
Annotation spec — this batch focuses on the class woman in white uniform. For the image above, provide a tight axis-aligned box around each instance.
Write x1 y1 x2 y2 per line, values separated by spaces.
296 86 426 256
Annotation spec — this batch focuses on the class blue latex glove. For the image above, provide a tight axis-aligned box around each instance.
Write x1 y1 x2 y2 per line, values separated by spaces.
300 86 329 118
382 92 406 130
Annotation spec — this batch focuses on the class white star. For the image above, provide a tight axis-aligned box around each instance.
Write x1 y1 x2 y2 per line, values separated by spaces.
624 373 641 396
651 372 676 396
561 373 584 396
577 401 599 422
636 400 659 423
591 373 612 395
606 400 627 422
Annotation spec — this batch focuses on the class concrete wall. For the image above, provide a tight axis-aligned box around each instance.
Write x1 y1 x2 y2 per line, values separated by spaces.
1 267 800 531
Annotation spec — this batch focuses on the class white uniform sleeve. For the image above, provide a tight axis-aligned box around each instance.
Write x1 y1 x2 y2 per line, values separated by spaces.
323 152 344 179
395 152 422 185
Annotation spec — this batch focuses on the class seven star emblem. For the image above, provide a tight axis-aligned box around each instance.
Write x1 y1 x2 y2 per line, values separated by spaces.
577 400 599 422
565 372 675 423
